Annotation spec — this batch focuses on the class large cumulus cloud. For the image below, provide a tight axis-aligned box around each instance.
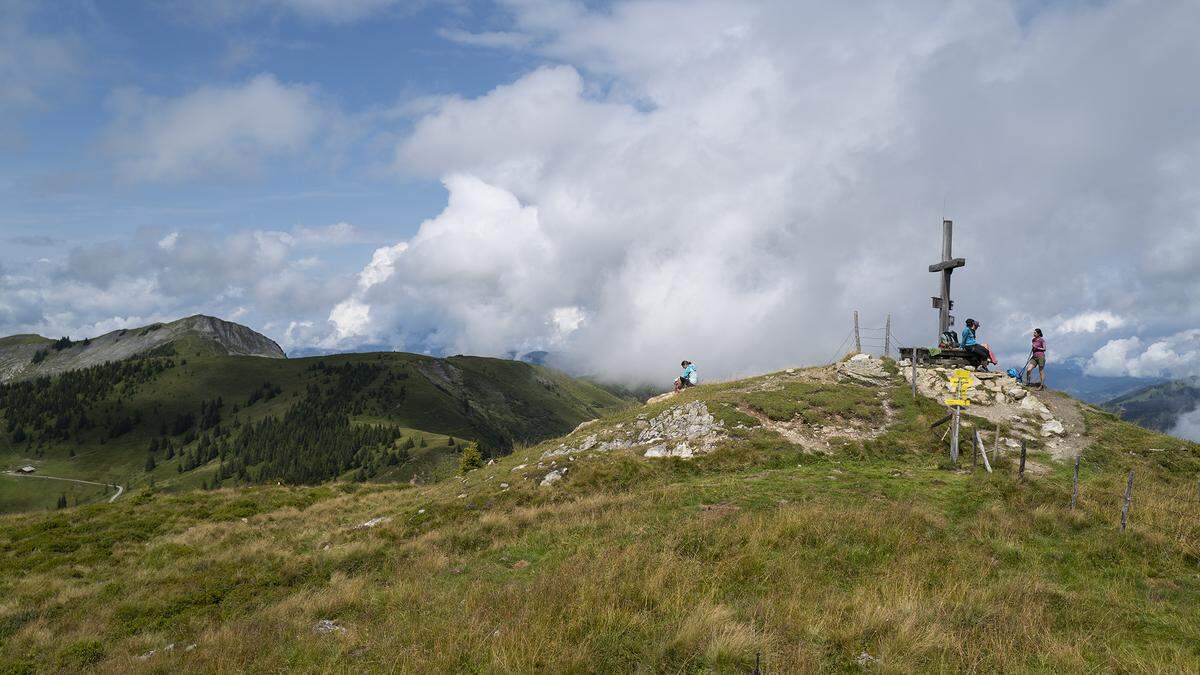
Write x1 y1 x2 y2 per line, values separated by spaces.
325 0 1200 384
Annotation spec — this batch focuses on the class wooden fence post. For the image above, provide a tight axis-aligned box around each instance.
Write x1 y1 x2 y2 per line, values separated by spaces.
853 311 861 353
1018 440 1026 480
884 314 892 359
949 407 960 464
910 353 918 398
1070 455 1080 509
974 429 992 473
1121 469 1134 531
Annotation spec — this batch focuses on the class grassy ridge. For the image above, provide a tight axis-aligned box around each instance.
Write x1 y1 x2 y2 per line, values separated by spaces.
0 344 629 513
0 370 1196 671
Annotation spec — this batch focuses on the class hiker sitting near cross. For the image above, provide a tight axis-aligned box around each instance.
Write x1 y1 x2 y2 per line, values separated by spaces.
961 319 996 371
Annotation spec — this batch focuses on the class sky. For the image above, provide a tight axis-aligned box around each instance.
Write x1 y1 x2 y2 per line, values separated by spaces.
2 0 1199 387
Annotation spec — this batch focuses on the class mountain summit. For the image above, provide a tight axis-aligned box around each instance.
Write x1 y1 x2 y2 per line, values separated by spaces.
0 315 284 383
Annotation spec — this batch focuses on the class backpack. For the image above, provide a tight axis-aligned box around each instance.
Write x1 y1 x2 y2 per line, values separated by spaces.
687 369 699 385
939 331 960 349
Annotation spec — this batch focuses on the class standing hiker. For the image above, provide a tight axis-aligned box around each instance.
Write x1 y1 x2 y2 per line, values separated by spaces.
1025 328 1047 389
674 360 698 392
961 319 995 371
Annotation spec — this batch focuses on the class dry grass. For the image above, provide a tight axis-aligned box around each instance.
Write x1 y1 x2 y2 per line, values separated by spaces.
1 377 1198 672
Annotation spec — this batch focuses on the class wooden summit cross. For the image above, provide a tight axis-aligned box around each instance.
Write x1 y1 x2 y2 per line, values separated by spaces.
928 219 965 339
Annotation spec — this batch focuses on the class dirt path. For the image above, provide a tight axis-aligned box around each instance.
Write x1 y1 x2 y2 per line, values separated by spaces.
1035 389 1090 461
3 471 124 503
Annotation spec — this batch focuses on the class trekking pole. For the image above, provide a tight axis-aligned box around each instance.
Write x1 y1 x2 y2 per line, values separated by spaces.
1018 349 1034 384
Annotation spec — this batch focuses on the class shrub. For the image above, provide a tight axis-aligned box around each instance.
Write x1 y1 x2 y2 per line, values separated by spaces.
458 443 484 474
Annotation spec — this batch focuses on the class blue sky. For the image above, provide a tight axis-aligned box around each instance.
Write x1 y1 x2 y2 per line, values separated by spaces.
3 0 532 261
2 0 1199 395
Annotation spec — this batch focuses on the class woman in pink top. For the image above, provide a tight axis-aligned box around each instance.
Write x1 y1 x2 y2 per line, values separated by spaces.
1026 328 1046 389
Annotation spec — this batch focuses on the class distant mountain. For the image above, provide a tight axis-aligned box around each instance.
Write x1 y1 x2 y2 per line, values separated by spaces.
1103 378 1200 438
0 316 632 513
288 343 394 358
0 315 284 383
1047 358 1167 404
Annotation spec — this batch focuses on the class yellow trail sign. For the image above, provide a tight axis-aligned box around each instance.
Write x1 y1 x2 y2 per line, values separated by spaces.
944 369 976 407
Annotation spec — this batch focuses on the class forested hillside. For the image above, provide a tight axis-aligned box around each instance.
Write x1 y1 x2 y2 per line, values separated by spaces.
0 337 629 512
1104 378 1200 434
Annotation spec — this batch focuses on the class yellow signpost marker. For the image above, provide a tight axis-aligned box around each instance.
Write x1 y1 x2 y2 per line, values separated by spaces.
944 369 976 463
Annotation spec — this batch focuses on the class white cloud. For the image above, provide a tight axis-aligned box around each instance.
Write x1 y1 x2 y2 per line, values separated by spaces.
1087 330 1200 378
327 1 1200 383
1055 311 1128 334
105 74 325 182
1169 406 1200 443
183 0 433 24
0 2 79 112
0 221 367 341
437 27 532 49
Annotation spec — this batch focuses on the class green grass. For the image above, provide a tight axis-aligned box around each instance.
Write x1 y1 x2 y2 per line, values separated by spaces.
1 346 630 513
739 379 883 424
0 371 1197 672
0 475 112 513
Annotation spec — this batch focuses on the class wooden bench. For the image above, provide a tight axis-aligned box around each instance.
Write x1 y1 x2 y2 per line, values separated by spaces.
899 346 985 368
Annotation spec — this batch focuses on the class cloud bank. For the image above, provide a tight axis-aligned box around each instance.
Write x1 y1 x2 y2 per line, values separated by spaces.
105 74 324 182
318 0 1200 384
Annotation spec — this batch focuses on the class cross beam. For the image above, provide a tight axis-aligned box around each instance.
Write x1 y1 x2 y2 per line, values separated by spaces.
929 219 965 338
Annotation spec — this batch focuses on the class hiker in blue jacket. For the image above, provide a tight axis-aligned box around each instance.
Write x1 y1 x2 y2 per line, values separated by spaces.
674 360 697 392
961 319 995 371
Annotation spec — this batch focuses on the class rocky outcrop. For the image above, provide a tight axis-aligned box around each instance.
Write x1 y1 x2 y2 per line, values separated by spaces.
0 315 285 383
904 361 1069 443
836 354 893 386
540 400 727 463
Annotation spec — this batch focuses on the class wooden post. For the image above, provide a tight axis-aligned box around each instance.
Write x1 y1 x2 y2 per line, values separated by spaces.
974 429 992 473
1120 469 1134 531
1070 455 1080 509
939 221 952 336
853 311 861 353
949 407 960 464
910 352 918 398
1018 440 1026 480
884 314 892 359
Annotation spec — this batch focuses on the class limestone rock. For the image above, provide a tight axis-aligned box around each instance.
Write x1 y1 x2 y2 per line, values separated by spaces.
836 355 891 386
354 516 391 530
540 468 567 487
644 443 694 459
1041 420 1065 436
314 619 346 635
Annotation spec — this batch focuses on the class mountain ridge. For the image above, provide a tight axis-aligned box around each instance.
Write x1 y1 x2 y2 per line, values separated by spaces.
0 315 284 383
1104 377 1200 439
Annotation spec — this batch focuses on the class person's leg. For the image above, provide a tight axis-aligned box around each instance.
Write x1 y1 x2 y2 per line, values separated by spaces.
969 345 989 369
1037 359 1045 388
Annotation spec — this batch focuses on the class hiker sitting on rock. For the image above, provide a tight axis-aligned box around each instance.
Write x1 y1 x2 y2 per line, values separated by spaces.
1026 328 1046 389
961 319 996 371
674 360 698 392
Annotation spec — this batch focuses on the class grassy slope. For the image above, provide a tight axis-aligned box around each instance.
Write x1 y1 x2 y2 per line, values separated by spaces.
0 343 629 513
1 369 1198 672
1105 379 1200 432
